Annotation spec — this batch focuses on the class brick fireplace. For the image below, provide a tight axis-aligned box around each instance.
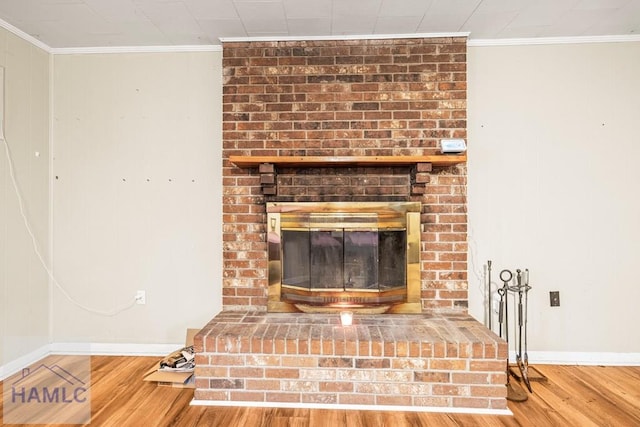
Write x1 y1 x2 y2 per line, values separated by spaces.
193 36 508 413
218 36 469 311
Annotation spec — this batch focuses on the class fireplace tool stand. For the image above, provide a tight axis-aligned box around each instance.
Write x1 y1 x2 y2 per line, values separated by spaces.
510 269 533 393
507 268 548 386
493 264 548 402
498 269 528 402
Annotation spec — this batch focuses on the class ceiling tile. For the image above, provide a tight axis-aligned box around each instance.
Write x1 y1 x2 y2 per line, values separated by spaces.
0 1 92 22
8 19 73 47
574 0 631 10
137 1 212 44
234 0 285 20
15 17 168 47
417 13 469 32
85 0 147 22
198 19 247 40
416 0 482 32
374 16 423 33
462 11 519 38
246 30 288 38
497 24 550 38
332 15 377 34
284 0 332 19
0 0 638 49
379 0 432 17
243 17 287 33
540 9 612 36
473 0 529 14
508 0 584 28
588 1 640 34
75 27 170 47
427 0 482 16
287 17 332 35
333 0 382 18
184 0 239 20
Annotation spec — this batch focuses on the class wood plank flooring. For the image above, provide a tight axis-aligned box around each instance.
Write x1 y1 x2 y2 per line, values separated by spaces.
1 355 639 426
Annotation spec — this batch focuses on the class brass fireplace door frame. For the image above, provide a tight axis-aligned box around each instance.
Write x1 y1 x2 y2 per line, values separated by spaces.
266 201 421 314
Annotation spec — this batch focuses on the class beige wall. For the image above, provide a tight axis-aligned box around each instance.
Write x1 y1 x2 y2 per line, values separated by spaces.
467 42 640 354
3 34 639 365
0 29 50 366
51 51 222 344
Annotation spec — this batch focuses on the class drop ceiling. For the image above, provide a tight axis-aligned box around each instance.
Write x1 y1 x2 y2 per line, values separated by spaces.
0 0 638 50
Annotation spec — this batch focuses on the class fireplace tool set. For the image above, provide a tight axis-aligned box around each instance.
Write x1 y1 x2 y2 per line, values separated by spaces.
487 262 545 402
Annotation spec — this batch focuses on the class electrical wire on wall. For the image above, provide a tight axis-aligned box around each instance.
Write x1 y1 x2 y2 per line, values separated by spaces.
1 73 136 316
456 170 492 326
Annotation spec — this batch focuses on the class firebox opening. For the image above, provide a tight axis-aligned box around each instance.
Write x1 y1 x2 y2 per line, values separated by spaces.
267 202 422 313
281 228 406 298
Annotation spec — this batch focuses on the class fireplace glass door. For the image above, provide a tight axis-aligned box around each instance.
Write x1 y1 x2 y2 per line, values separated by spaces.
281 227 406 292
267 201 421 313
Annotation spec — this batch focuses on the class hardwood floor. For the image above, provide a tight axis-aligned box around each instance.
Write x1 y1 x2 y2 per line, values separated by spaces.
1 355 639 426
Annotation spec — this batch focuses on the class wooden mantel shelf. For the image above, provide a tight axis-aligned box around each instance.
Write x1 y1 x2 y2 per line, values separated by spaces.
229 154 466 168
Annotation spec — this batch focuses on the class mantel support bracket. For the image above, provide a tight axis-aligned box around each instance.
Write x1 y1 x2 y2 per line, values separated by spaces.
256 161 435 196
410 162 433 195
259 163 277 195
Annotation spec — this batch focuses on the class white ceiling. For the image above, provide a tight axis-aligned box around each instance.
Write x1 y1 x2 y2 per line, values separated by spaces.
0 0 639 49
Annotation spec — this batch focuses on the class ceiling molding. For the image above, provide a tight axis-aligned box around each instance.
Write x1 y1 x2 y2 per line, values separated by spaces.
0 16 223 55
50 45 222 55
469 34 640 47
1 11 638 56
219 33 470 44
0 17 51 53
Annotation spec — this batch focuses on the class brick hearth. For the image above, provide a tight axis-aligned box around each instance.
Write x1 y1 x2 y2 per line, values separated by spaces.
194 312 507 410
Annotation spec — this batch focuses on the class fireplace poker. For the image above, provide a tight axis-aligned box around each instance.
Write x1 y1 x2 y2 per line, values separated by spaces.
500 269 527 402
497 287 505 339
524 269 531 376
524 268 531 368
514 269 533 392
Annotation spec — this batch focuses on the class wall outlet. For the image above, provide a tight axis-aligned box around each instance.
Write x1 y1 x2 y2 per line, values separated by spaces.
135 290 146 305
550 291 560 307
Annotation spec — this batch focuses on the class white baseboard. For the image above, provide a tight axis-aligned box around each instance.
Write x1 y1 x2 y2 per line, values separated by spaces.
525 351 640 366
190 399 513 416
1 342 182 380
3 347 639 382
0 344 51 380
50 342 183 356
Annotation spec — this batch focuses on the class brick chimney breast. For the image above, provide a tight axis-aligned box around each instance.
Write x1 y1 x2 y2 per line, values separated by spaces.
222 37 468 312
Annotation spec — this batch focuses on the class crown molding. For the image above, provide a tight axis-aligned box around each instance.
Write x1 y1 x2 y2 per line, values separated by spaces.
0 17 51 53
1 13 639 56
220 32 470 44
468 34 640 46
0 17 223 54
50 44 222 55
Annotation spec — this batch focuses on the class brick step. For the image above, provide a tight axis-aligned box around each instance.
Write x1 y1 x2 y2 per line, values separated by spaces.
194 311 508 411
